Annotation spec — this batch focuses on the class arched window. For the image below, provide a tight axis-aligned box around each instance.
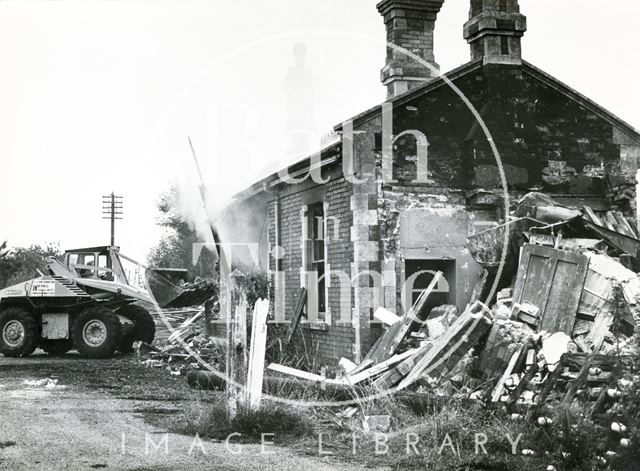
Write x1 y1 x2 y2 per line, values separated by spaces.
392 133 419 182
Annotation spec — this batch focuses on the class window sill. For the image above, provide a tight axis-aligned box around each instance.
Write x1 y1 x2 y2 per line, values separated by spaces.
302 322 330 331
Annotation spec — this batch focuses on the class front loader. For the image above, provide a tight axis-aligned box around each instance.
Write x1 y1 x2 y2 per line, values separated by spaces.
0 246 215 358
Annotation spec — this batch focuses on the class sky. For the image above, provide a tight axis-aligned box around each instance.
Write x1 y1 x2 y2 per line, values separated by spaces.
0 0 639 262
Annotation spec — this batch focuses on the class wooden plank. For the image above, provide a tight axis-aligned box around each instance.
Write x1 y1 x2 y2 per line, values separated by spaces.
268 363 325 381
246 298 270 410
509 362 540 405
365 322 401 362
346 349 418 385
526 356 565 421
603 212 619 232
338 358 358 374
368 271 443 364
224 279 247 418
267 363 343 384
562 357 593 404
582 219 640 256
349 359 374 376
491 345 525 403
285 288 307 344
582 205 603 226
512 244 588 335
373 307 401 326
397 301 492 390
613 211 637 238
167 310 204 342
372 344 433 390
591 375 619 418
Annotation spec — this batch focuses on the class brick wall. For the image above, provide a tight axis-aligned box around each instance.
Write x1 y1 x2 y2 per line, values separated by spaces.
389 63 638 203
299 177 355 368
266 173 356 370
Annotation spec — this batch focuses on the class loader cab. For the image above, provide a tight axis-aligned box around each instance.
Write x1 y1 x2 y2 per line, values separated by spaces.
63 246 129 285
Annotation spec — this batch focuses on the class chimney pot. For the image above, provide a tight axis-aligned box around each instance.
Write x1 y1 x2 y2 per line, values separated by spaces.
463 0 527 65
377 0 445 98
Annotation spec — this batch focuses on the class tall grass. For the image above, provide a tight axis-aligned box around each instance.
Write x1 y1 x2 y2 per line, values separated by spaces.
177 398 312 442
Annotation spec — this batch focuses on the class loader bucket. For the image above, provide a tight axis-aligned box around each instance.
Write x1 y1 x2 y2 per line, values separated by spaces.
145 268 216 309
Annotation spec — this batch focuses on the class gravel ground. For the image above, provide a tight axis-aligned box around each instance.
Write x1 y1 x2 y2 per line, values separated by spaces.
0 352 387 471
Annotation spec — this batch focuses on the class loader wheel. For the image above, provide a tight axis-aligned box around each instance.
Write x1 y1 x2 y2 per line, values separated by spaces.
0 306 40 358
72 306 121 358
117 304 156 353
41 339 74 356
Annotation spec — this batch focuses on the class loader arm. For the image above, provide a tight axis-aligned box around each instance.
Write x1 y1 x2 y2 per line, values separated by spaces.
46 257 77 279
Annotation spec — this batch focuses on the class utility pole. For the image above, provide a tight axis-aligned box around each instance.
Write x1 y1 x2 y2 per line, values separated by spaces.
102 193 123 246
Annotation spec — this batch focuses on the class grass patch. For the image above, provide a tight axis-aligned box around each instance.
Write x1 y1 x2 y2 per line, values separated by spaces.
167 335 640 470
293 396 542 470
176 398 313 442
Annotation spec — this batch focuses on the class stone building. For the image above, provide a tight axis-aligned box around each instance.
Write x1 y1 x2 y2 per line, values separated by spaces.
223 0 640 367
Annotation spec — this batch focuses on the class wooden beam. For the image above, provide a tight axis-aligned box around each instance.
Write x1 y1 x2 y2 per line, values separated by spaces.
491 345 525 403
267 363 345 385
245 298 270 410
225 280 247 418
373 307 401 326
509 362 540 406
346 349 418 385
349 359 374 375
372 344 433 390
582 205 603 226
285 288 307 344
397 301 492 390
367 271 443 364
614 211 637 238
562 357 593 404
583 219 640 256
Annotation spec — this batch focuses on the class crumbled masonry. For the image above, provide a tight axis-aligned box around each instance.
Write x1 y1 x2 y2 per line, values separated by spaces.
261 193 640 422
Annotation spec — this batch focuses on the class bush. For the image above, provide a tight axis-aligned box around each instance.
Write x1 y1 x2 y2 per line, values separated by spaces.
0 242 60 288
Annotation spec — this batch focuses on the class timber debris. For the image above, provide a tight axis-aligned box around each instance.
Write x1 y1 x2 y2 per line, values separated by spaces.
266 192 640 423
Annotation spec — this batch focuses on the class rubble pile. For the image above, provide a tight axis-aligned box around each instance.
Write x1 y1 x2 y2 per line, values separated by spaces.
268 193 640 421
136 308 225 375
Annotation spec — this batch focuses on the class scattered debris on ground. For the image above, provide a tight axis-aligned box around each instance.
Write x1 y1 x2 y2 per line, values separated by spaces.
135 307 224 376
23 378 64 389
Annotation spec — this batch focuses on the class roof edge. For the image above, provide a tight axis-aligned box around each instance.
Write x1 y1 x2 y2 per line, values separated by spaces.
231 141 342 203
522 60 640 141
334 59 484 132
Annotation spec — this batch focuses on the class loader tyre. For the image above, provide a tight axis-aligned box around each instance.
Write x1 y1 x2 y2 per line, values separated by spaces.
117 304 155 353
41 339 74 356
0 306 39 358
72 306 121 358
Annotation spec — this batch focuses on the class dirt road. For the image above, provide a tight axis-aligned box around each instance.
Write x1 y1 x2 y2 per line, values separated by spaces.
0 353 383 471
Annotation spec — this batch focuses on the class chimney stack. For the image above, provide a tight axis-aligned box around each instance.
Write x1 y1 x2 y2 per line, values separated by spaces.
463 0 527 65
377 0 445 99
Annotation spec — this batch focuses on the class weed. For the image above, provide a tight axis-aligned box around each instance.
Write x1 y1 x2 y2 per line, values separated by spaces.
177 398 313 442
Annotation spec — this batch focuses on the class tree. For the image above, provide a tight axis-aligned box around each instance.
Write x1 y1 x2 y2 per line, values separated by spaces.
0 241 9 260
0 242 61 289
147 186 216 279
